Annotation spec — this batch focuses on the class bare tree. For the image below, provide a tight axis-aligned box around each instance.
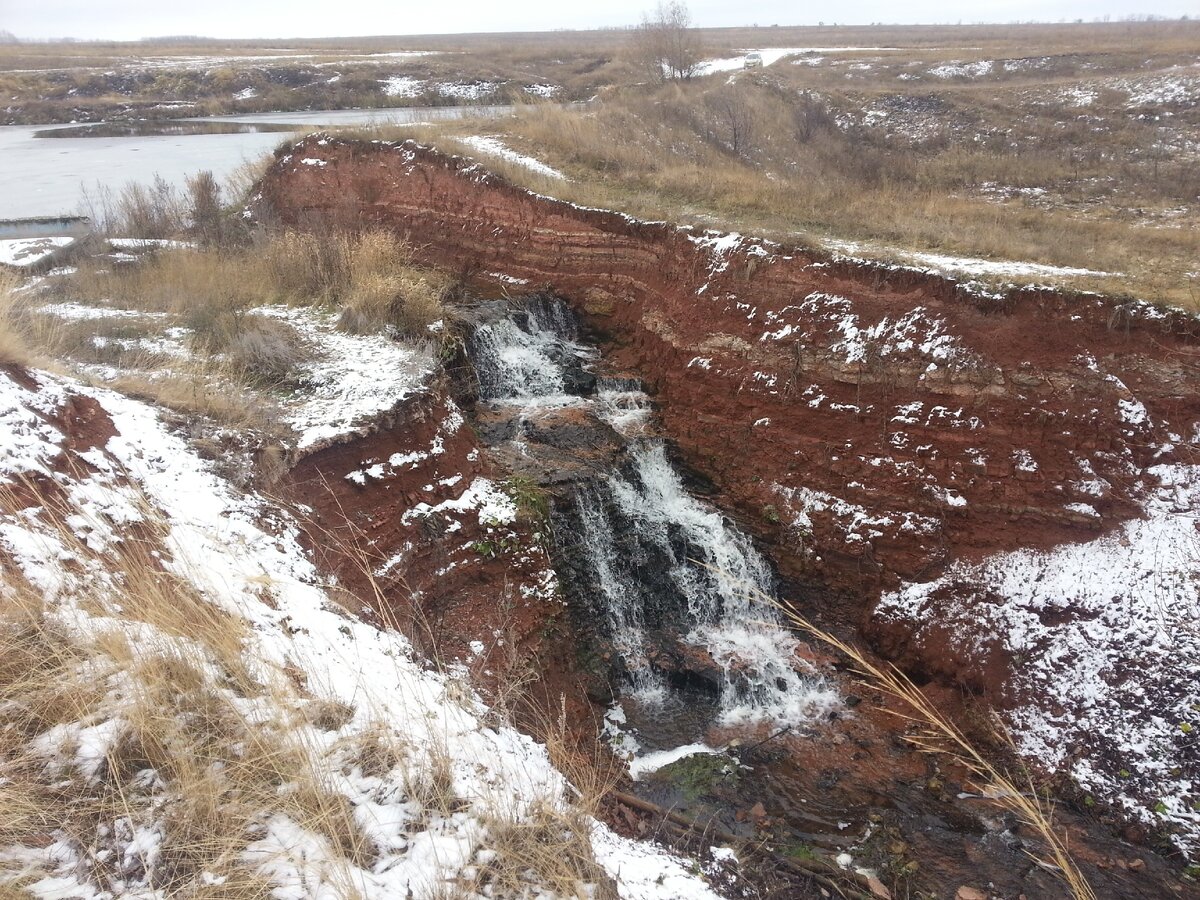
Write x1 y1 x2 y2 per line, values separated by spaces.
632 1 702 82
702 86 755 157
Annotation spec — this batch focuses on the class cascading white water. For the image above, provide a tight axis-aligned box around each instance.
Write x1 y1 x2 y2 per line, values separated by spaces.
594 376 653 437
469 298 592 403
467 296 838 729
590 441 838 725
571 480 669 702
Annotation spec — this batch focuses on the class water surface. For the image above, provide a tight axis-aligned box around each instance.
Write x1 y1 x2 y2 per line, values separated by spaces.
1 105 513 220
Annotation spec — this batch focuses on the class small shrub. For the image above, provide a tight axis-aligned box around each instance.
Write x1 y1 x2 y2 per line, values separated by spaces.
0 271 29 365
479 801 617 899
338 231 449 337
220 315 310 387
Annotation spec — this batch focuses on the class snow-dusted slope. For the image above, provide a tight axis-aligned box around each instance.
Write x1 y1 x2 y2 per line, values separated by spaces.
257 305 436 451
0 365 725 899
458 136 567 181
0 237 76 269
875 462 1200 856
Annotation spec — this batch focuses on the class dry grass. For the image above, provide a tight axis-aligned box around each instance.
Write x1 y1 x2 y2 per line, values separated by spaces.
474 799 616 899
383 58 1198 308
767 592 1096 900
254 229 451 335
511 96 1195 306
64 230 448 341
0 279 291 438
0 473 619 899
3 20 1196 124
0 491 293 896
79 170 247 246
0 273 29 367
0 227 449 439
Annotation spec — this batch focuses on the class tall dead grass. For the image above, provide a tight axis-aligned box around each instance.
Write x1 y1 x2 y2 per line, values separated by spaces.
0 475 617 899
69 229 448 341
255 229 451 335
0 228 449 434
0 272 28 366
426 83 1199 308
79 170 248 247
768 593 1097 900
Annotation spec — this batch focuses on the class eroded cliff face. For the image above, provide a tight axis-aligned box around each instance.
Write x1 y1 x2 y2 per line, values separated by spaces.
258 135 1200 603
284 380 590 724
256 137 1200 876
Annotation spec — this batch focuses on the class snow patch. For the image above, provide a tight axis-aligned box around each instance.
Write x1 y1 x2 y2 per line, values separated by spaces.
0 237 75 268
459 136 567 180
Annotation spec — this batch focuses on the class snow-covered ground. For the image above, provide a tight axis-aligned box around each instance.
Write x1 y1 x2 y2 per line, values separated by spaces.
381 75 423 97
20 292 437 455
695 47 894 76
107 238 196 252
379 76 502 101
459 136 567 180
901 248 1115 280
927 60 994 79
875 461 1200 856
823 238 1117 281
0 237 76 269
21 50 441 75
0 364 728 898
255 306 436 451
1117 69 1200 106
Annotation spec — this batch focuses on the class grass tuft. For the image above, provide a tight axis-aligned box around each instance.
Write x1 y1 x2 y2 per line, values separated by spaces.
768 591 1097 900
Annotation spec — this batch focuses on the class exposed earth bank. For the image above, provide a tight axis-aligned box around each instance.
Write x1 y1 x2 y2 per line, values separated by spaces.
255 135 1200 895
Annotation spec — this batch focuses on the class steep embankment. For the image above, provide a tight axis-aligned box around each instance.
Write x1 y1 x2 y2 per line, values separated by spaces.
285 378 592 723
0 361 728 899
257 137 1200 594
257 135 1200 857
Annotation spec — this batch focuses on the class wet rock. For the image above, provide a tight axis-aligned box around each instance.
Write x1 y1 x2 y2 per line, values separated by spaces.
954 888 987 900
645 752 742 803
1122 822 1147 844
522 409 615 453
561 363 597 396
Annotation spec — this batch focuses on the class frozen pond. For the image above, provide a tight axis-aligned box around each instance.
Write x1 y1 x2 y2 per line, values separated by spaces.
0 105 513 220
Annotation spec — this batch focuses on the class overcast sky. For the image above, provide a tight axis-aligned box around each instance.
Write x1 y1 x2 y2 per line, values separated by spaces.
2 0 1195 41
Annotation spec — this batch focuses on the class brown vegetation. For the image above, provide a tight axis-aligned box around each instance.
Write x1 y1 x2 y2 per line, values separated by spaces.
391 46 1198 307
0 489 364 897
774 593 1096 900
0 228 447 440
0 476 617 898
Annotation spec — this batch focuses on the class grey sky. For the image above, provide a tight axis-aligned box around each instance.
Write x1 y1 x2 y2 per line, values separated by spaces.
2 0 1196 41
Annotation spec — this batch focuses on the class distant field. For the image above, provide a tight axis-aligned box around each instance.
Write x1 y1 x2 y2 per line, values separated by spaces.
392 21 1198 308
4 20 1197 306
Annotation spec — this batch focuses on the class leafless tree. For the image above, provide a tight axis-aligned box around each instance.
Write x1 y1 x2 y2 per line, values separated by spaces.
632 1 702 82
702 86 755 157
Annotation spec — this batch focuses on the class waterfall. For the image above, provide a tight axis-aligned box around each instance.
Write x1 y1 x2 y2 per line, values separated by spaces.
465 295 837 729
467 296 592 402
581 441 837 725
571 479 669 702
595 376 653 437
